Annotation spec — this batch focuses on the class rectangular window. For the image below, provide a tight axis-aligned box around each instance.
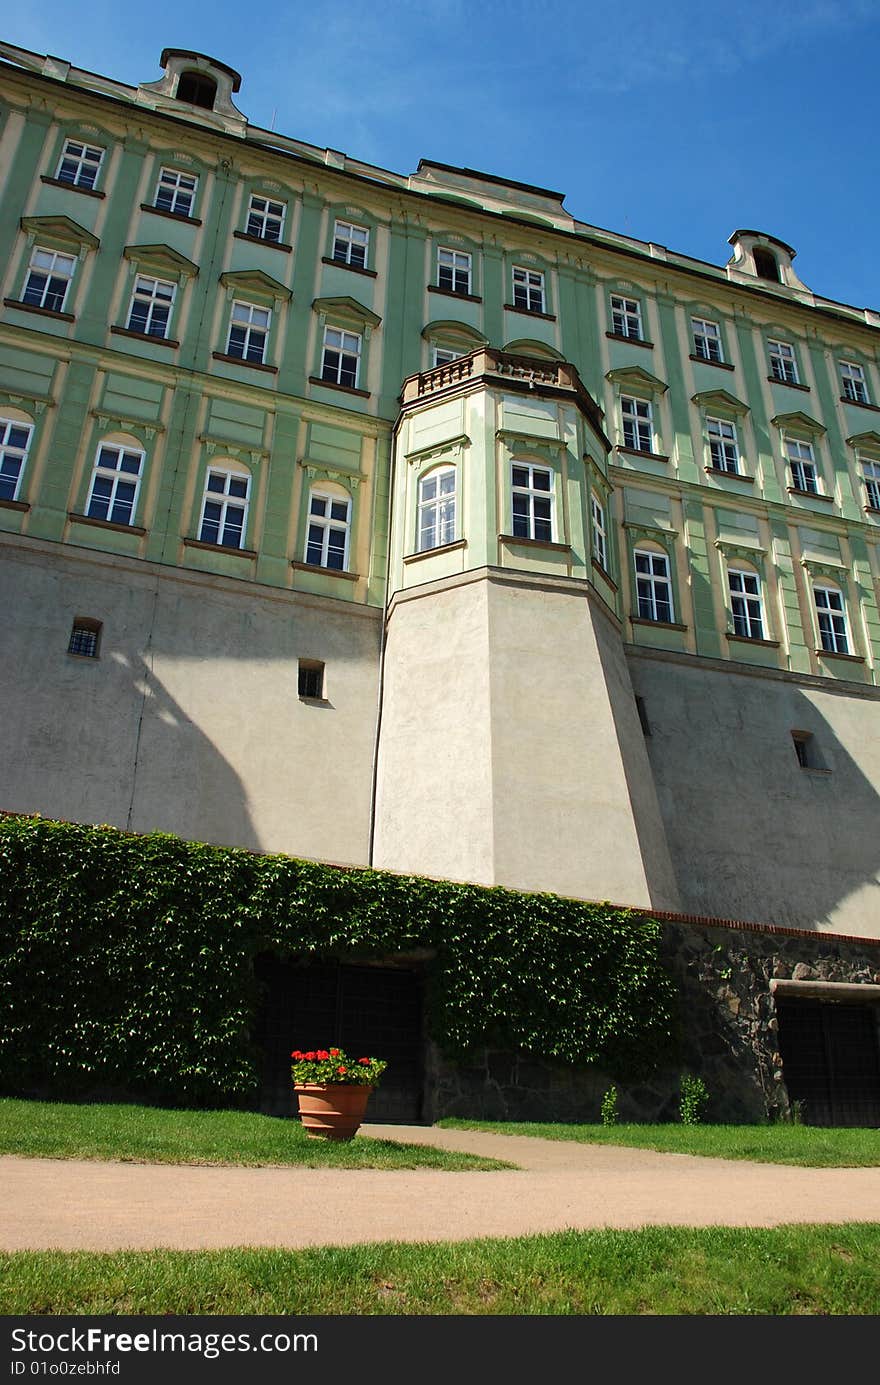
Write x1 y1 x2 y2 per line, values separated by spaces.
840 361 869 404
863 459 880 510
298 660 325 700
55 139 104 190
511 462 553 542
692 317 723 363
729 568 764 639
512 266 545 313
67 618 101 658
126 275 175 338
0 418 34 502
432 346 462 367
591 492 607 570
634 549 673 623
768 339 799 384
306 490 351 570
321 326 361 388
814 586 849 655
332 220 369 268
785 436 818 493
246 195 285 243
437 247 472 295
610 294 642 340
226 300 271 364
707 417 740 474
154 167 198 217
198 467 250 549
418 466 456 552
86 442 144 526
621 395 653 452
22 246 76 313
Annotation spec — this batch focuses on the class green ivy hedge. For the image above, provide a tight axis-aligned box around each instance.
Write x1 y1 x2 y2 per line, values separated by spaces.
0 814 678 1103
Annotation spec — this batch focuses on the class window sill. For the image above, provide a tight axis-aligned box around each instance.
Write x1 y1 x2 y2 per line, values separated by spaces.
591 556 618 590
499 533 571 554
815 648 864 664
140 203 201 226
503 302 556 322
767 375 809 392
212 351 278 374
0 498 30 512
428 284 482 304
291 560 359 581
840 394 880 412
865 506 880 517
403 538 467 564
4 298 75 323
183 537 257 559
41 175 105 199
308 375 370 398
705 465 754 482
630 616 688 632
68 512 146 536
725 632 780 648
234 230 292 253
110 326 179 348
321 256 377 278
605 331 653 349
787 487 833 503
617 446 669 463
798 766 833 776
689 354 734 371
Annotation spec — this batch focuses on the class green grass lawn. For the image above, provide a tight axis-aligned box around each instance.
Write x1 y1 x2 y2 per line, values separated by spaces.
2 1225 879 1314
0 1099 508 1170
439 1118 880 1166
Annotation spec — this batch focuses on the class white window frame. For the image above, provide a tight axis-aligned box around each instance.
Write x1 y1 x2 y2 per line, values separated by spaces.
784 435 819 494
85 441 145 527
0 417 34 503
621 395 654 453
22 246 76 313
840 361 869 404
728 567 764 640
862 457 880 510
226 300 271 364
610 294 642 341
332 219 370 268
511 461 554 542
437 247 472 295
154 167 198 217
431 346 463 367
198 465 250 550
126 274 176 339
813 584 850 655
305 488 352 571
320 326 362 389
417 465 456 552
512 266 545 313
707 417 740 474
591 492 608 570
692 316 723 363
768 339 799 384
245 194 286 243
55 139 104 190
634 548 674 623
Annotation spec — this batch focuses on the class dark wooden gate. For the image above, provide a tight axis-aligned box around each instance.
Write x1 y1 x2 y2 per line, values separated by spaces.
776 998 880 1127
253 957 425 1123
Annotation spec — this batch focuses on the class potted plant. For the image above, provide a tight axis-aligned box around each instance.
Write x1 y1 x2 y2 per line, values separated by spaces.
290 1047 387 1140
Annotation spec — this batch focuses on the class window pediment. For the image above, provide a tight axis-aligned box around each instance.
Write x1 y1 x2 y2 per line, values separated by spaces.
219 268 291 303
123 243 198 280
503 337 565 361
606 364 667 396
846 429 880 451
692 388 749 417
21 214 99 252
312 295 381 330
422 319 487 348
771 409 825 437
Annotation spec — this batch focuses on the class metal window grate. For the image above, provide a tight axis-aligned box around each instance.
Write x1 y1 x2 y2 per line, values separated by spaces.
298 661 324 699
68 620 100 658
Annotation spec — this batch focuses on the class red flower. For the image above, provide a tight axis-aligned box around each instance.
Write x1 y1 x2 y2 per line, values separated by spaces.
290 1050 302 1058
337 1065 347 1074
317 1050 329 1060
358 1057 371 1065
305 1051 316 1061
330 1048 340 1057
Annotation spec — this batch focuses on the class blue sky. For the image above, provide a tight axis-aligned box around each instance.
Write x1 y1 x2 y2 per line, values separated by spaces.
4 0 879 309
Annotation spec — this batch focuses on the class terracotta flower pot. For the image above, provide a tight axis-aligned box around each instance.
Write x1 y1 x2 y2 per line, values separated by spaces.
294 1083 374 1140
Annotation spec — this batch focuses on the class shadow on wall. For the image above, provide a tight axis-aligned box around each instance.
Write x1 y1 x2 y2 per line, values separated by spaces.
630 655 880 934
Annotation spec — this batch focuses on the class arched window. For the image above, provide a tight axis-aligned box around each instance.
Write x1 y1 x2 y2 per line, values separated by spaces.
417 465 456 552
753 247 781 283
728 565 764 640
86 437 145 526
813 584 850 655
633 545 673 623
176 71 217 109
198 462 251 549
306 486 351 570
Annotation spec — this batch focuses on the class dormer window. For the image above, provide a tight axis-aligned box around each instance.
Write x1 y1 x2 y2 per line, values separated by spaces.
176 70 217 109
753 247 780 283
